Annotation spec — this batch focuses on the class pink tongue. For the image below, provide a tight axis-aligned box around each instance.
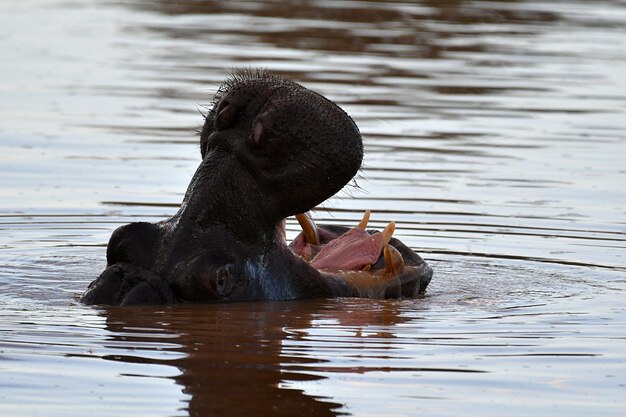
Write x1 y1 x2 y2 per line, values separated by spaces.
310 228 382 270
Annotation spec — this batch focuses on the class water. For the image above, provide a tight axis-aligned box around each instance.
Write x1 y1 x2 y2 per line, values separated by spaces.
1 0 625 415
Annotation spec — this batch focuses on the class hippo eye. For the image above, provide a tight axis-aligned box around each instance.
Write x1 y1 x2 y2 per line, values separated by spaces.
215 101 237 130
213 264 234 296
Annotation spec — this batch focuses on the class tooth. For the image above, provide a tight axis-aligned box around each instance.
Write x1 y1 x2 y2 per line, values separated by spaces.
362 264 371 272
295 213 319 245
383 244 404 276
381 221 396 246
357 209 371 229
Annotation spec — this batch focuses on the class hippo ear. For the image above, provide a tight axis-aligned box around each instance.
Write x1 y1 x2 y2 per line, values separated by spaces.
106 222 162 270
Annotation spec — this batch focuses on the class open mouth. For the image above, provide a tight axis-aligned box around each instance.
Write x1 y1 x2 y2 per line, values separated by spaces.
284 210 420 298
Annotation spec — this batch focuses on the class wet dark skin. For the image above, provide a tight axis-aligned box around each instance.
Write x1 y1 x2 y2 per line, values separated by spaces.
81 70 433 306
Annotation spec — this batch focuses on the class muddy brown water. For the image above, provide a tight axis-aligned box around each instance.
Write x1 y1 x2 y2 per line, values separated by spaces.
1 1 625 416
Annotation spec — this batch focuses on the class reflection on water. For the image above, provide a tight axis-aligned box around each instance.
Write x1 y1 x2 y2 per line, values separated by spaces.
102 303 344 417
1 0 625 416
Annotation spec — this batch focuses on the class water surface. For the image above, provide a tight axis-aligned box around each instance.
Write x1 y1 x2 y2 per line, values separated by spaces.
1 1 625 416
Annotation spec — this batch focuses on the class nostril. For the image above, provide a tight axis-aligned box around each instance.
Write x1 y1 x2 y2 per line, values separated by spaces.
215 101 237 130
252 120 263 147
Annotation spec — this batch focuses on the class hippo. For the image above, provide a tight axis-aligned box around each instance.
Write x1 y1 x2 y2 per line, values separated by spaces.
81 70 432 305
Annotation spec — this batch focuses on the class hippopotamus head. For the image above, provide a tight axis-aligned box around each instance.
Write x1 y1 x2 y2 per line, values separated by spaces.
81 70 432 305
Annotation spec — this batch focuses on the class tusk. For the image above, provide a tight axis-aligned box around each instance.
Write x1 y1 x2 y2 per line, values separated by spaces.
383 244 404 276
381 221 395 246
277 219 287 242
357 209 371 230
295 212 319 245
